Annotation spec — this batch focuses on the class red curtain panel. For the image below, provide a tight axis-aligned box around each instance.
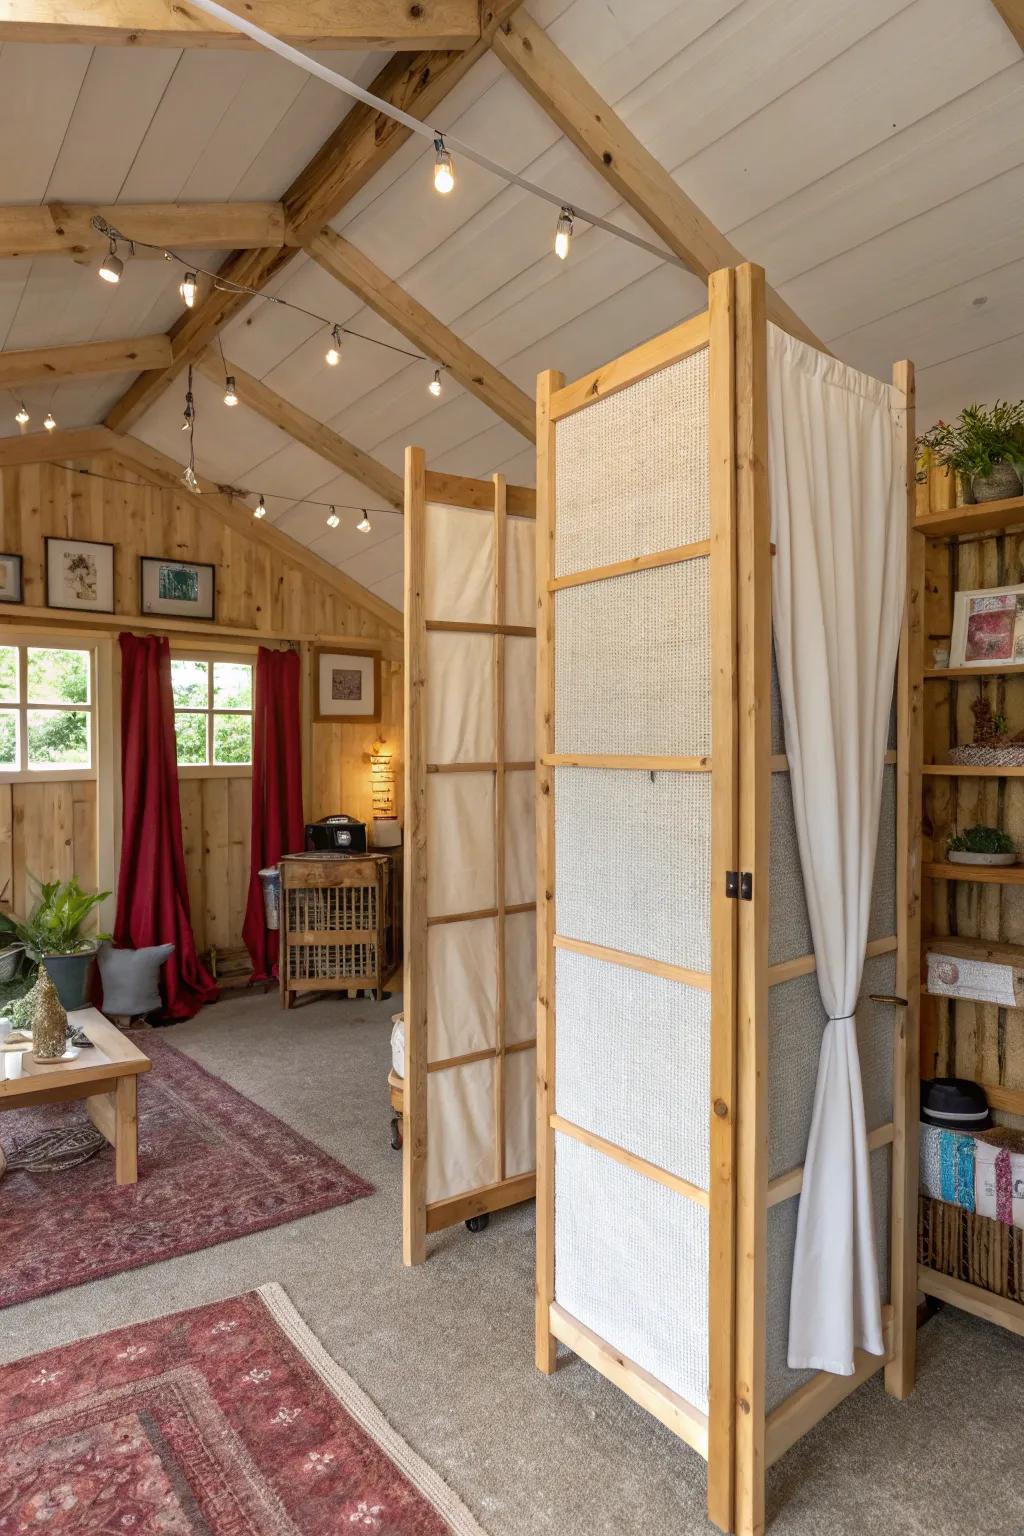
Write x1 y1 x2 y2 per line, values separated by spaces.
115 633 218 1021
242 647 305 980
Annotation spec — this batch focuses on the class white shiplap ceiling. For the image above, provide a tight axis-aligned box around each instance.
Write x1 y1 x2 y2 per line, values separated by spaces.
1 0 1021 613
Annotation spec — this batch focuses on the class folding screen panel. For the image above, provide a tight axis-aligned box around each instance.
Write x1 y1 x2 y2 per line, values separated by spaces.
403 456 537 1265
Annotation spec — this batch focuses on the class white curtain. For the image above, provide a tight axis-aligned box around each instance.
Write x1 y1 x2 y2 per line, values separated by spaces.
766 324 906 1375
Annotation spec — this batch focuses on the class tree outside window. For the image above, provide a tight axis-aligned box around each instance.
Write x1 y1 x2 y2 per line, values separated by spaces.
171 657 253 768
0 644 92 773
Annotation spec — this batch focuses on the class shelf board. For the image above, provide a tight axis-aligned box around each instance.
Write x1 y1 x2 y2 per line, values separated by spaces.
924 935 1024 968
918 1266 1024 1341
925 861 1024 885
915 494 1024 539
925 665 1024 679
922 763 1024 777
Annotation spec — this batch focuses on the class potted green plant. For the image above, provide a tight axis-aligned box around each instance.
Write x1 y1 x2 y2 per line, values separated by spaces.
946 825 1017 867
917 400 1024 504
7 877 111 1010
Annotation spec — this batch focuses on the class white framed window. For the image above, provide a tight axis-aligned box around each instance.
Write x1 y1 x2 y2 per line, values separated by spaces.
0 639 95 780
171 654 253 776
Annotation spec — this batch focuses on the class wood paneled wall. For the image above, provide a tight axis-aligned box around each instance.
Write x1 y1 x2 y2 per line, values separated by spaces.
0 452 403 955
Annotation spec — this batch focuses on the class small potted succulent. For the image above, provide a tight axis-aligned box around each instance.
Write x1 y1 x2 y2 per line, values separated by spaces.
918 400 1024 504
946 825 1018 867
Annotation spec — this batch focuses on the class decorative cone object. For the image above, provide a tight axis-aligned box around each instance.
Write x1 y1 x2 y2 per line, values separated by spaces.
31 967 68 1063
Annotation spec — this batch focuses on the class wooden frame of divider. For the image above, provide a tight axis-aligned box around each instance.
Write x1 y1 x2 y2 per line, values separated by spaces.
403 452 538 1266
535 265 917 1534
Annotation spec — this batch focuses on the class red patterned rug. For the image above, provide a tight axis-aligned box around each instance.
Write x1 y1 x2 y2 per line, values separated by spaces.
0 1037 373 1309
0 1285 486 1534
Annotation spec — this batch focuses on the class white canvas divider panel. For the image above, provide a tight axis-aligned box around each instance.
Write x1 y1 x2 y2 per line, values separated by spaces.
535 289 738 1511
403 455 537 1266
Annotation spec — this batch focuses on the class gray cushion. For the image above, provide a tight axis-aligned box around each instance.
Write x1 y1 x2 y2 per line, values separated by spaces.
97 942 174 1015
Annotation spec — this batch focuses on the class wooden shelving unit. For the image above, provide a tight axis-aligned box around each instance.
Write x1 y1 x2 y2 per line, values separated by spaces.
913 484 1024 1342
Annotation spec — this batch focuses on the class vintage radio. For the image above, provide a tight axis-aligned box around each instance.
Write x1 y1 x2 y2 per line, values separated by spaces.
304 814 367 853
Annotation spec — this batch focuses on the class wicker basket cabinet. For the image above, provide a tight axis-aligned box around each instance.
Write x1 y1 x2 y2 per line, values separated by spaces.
279 853 396 1008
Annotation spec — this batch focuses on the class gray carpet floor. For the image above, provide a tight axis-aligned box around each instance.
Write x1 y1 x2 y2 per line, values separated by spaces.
1 990 1022 1535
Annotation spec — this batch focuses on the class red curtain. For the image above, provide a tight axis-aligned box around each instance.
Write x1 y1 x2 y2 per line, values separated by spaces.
115 633 218 1021
242 647 305 980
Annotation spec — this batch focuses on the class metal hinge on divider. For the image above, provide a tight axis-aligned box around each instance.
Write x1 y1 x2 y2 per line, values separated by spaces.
725 871 753 900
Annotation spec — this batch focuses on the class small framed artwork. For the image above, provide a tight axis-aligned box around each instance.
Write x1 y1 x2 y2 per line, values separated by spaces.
314 646 381 723
139 556 216 622
950 585 1024 668
45 537 115 613
0 554 23 604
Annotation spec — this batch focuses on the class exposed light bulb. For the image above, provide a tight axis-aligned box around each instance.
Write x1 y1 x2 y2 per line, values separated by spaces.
43 411 57 432
326 505 340 528
254 494 267 520
433 135 454 195
181 389 195 431
98 239 123 284
357 510 372 533
179 271 198 308
223 375 238 407
428 367 442 398
554 206 574 261
325 325 343 366
182 464 200 493
14 403 29 426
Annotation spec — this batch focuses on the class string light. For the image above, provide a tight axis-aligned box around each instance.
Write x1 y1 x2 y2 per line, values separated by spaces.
14 402 29 426
554 206 574 261
223 374 238 407
181 365 201 493
433 134 454 194
428 368 442 398
254 493 267 519
182 464 200 492
43 411 57 432
58 463 391 525
179 271 199 308
180 386 195 431
98 237 123 284
326 505 340 528
357 510 372 533
325 325 343 366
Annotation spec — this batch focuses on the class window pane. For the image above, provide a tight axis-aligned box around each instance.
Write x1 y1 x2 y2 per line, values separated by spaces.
27 709 89 768
27 647 89 705
171 659 208 709
214 712 252 765
0 647 17 704
175 711 207 765
0 709 17 766
213 661 252 710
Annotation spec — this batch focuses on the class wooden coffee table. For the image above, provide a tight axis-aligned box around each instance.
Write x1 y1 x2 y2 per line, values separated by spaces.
0 1007 151 1184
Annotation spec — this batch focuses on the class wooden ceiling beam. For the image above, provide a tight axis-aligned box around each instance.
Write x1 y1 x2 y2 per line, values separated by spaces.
0 0 480 49
0 335 172 390
491 8 826 351
0 426 118 469
991 2 1024 49
195 352 404 510
103 3 524 434
0 202 285 260
306 228 536 441
112 434 403 631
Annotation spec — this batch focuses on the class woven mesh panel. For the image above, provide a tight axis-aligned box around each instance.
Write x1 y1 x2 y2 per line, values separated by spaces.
554 351 709 578
869 764 897 942
767 952 897 1181
765 1144 892 1412
554 560 710 758
554 949 710 1189
554 768 710 971
554 1131 709 1412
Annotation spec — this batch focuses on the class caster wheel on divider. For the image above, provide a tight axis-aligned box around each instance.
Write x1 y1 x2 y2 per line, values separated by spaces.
465 1214 489 1233
390 1117 403 1151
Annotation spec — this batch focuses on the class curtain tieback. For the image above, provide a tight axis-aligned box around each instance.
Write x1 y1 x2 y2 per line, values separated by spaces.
828 1013 856 1022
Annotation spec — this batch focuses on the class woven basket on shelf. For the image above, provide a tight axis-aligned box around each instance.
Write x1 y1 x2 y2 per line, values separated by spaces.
918 1195 1024 1302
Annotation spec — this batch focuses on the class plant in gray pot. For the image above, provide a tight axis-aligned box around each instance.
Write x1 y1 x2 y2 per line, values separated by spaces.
9 877 111 1010
917 400 1024 504
946 825 1017 867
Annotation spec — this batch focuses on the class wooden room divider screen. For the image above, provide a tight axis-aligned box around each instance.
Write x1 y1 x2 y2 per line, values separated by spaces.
403 453 538 1265
534 264 918 1535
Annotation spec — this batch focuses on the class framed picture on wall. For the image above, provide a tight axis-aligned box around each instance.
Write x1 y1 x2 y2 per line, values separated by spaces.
0 554 23 604
950 584 1024 668
314 647 381 723
139 557 216 621
45 537 114 614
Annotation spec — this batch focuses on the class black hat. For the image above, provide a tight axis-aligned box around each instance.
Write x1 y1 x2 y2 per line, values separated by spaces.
921 1077 991 1132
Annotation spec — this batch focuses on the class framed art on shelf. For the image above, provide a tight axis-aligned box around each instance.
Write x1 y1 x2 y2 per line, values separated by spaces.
950 584 1024 668
139 557 216 622
45 537 114 614
0 554 23 604
314 647 381 723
